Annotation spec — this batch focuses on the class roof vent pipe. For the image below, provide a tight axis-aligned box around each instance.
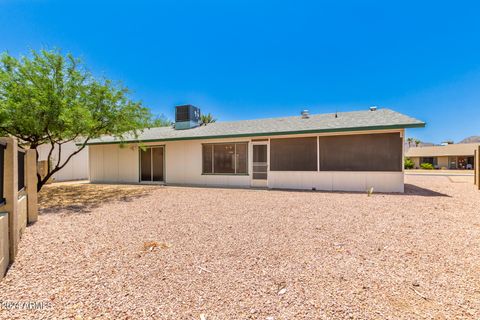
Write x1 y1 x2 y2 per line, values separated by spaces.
370 106 378 111
301 110 310 119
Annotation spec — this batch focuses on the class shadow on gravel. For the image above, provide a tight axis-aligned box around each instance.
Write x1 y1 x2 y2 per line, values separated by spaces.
403 184 450 197
268 185 451 197
39 183 156 215
164 183 451 197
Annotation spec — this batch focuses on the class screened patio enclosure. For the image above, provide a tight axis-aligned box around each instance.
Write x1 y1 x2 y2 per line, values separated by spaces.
268 133 402 172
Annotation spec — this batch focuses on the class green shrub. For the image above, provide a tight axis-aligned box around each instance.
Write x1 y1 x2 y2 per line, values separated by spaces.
420 162 434 170
404 158 414 169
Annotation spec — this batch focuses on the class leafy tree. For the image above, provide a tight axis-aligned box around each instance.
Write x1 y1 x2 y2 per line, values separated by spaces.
152 114 172 127
200 113 216 125
0 49 160 191
414 139 421 147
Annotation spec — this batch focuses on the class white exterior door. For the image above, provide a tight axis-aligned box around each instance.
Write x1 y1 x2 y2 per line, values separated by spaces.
251 142 268 187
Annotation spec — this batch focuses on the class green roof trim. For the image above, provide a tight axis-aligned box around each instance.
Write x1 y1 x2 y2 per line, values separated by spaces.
81 122 425 146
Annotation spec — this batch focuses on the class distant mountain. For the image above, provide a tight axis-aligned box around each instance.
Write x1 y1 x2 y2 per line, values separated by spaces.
459 136 480 144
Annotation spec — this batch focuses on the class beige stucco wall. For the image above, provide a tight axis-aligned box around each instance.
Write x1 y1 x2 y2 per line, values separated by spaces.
0 212 8 278
17 195 27 237
89 129 405 192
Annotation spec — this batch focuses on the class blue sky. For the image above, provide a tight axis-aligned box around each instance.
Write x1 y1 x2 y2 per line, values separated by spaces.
1 0 479 143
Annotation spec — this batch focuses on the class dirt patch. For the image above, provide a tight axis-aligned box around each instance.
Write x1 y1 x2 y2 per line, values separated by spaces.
38 183 157 214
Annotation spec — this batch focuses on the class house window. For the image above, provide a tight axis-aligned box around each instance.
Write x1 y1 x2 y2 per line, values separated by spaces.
318 133 402 171
270 137 318 171
202 142 248 174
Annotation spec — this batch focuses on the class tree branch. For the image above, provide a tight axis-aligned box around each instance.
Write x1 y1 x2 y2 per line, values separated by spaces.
57 137 90 171
37 137 91 191
45 133 56 176
56 143 62 168
58 133 79 145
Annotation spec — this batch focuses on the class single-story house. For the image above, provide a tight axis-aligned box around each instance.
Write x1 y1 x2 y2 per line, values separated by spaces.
405 143 479 169
84 105 425 192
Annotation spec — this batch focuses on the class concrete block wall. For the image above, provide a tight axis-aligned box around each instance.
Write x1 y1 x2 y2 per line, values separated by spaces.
0 137 38 279
0 213 8 278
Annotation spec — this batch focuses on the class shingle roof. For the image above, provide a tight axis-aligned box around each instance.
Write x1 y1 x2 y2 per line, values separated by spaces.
405 143 480 157
86 108 425 145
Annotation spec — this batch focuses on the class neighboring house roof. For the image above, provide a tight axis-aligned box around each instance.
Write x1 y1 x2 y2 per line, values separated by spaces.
405 143 480 157
85 108 425 145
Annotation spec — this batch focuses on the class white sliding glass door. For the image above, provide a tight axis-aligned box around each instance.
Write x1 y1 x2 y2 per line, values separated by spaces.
140 146 164 182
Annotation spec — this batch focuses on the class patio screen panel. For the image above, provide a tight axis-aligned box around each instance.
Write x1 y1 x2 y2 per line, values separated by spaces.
318 133 402 171
270 137 318 171
235 143 248 174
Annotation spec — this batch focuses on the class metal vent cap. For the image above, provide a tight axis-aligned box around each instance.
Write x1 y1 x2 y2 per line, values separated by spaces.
301 110 310 118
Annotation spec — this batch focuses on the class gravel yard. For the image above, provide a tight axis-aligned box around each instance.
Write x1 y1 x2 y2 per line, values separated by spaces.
1 175 479 319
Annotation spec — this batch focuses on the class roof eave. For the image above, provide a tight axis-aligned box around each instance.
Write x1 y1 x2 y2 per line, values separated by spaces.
80 122 426 146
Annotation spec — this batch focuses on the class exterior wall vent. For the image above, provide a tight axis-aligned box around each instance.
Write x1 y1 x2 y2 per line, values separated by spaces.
301 110 310 119
175 105 201 130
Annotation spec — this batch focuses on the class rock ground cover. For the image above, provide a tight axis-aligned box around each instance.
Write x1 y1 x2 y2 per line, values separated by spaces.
0 176 479 319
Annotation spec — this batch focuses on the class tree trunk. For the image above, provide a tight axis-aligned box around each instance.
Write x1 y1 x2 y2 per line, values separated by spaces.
37 172 52 192
35 139 90 192
28 145 44 192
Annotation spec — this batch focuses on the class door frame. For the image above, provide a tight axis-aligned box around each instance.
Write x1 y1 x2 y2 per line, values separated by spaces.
251 140 269 188
139 145 166 184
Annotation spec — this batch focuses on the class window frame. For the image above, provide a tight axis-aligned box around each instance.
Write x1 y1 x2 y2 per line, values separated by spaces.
139 145 165 183
202 142 249 175
17 149 26 192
